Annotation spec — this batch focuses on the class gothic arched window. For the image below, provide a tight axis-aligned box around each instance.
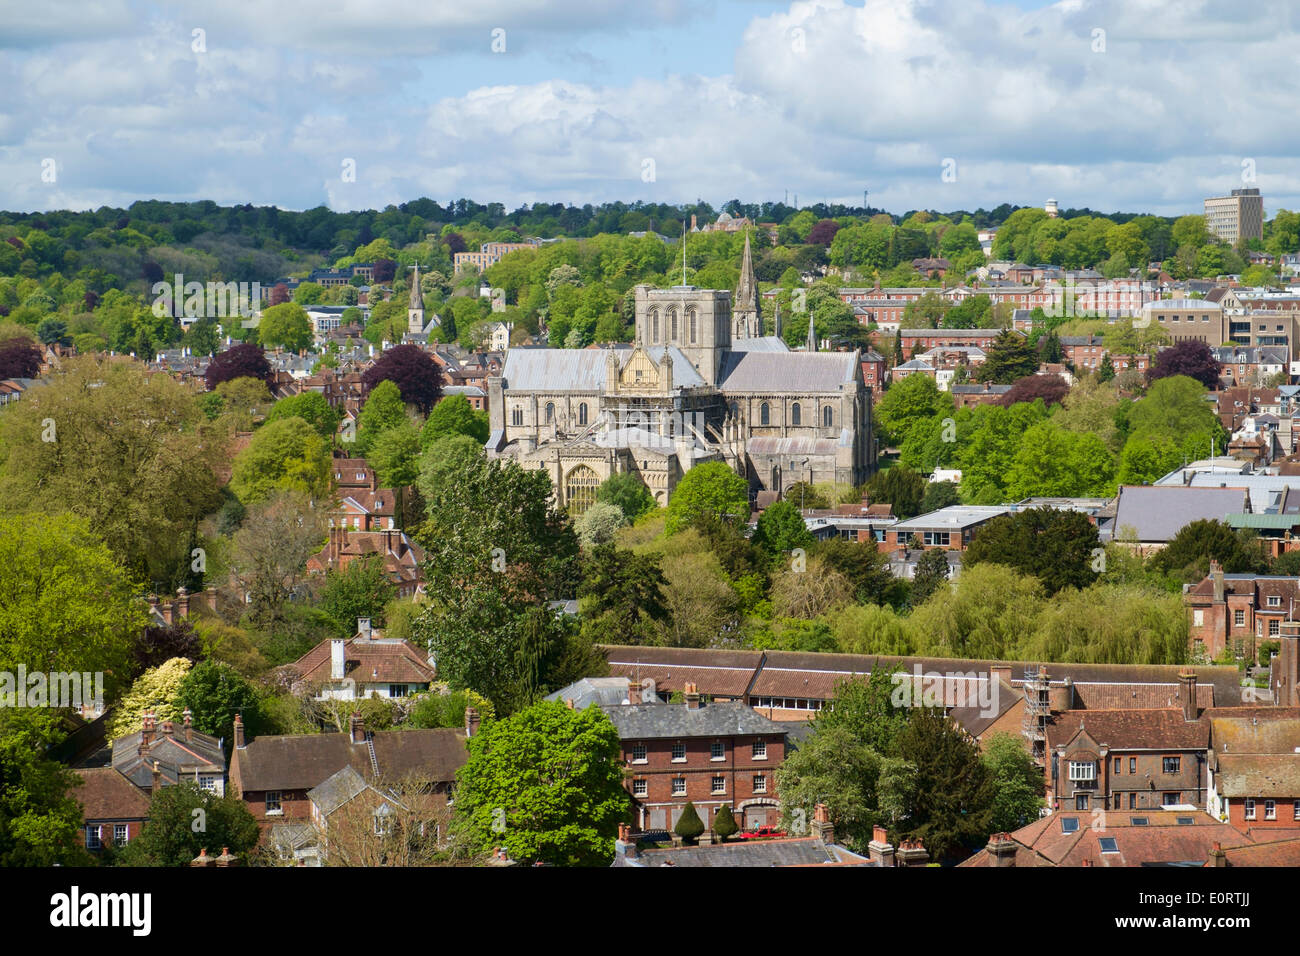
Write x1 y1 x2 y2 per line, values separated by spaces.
651 310 659 342
670 309 678 341
791 402 801 426
823 406 833 427
760 402 770 425
545 402 555 424
511 407 523 427
690 310 697 343
578 403 589 426
565 465 601 516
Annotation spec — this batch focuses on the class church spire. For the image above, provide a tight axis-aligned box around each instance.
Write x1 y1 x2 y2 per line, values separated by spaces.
733 229 762 338
409 264 424 310
407 264 425 335
806 310 817 352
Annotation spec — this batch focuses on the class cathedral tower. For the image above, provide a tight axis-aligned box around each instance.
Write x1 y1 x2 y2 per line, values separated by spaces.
732 231 762 338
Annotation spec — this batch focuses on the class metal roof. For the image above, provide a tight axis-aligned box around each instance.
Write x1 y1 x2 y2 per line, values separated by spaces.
718 350 857 392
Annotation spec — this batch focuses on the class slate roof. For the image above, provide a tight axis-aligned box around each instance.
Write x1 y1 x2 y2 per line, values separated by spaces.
233 728 466 792
112 726 226 790
502 346 612 391
1209 709 1300 753
729 336 791 353
718 351 857 392
601 701 789 740
309 764 370 816
545 677 632 709
73 768 151 822
1107 485 1249 542
614 837 871 867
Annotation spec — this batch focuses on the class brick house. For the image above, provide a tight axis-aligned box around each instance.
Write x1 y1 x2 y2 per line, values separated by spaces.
1045 678 1210 813
307 527 424 599
111 711 226 796
1184 561 1300 660
283 619 436 701
1207 708 1300 831
601 683 788 834
879 505 1010 553
73 768 151 854
227 713 467 835
951 383 1013 408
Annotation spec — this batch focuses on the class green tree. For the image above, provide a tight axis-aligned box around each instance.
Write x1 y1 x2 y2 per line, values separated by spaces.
982 732 1046 832
674 801 705 844
981 330 1037 383
1152 519 1264 579
577 544 671 646
752 500 814 555
0 710 92 865
890 708 993 863
910 548 951 606
175 660 264 750
664 462 749 534
1004 422 1115 500
229 416 332 504
909 563 1045 659
265 391 340 440
354 380 410 456
450 700 628 865
108 658 194 739
318 554 396 636
813 669 910 754
867 465 926 519
776 725 886 849
118 782 259 867
813 538 898 607
595 472 656 521
420 394 489 448
406 688 495 729
873 373 953 447
712 803 739 841
574 501 627 548
258 302 313 352
921 481 961 513
962 507 1101 595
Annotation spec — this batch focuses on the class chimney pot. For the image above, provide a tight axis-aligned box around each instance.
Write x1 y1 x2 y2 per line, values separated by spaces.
233 713 246 750
465 707 481 739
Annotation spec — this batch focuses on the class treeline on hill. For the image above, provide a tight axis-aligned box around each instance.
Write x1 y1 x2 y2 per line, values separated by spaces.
2 196 1297 363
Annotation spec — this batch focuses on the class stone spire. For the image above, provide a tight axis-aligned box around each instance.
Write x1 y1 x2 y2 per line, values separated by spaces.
733 229 762 338
806 310 817 352
407 264 425 335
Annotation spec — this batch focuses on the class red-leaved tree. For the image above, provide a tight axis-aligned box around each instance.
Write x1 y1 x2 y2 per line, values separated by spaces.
205 343 273 390
361 344 443 414
1147 340 1221 389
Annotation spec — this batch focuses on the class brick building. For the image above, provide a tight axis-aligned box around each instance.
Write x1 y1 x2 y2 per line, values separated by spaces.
601 683 788 834
1184 561 1300 660
1207 708 1300 831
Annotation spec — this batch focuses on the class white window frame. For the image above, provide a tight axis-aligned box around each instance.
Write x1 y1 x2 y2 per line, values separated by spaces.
1069 761 1096 782
631 743 647 764
710 741 724 762
265 791 283 814
85 825 102 850
711 776 726 795
114 824 128 846
632 779 647 797
1245 798 1256 821
753 774 767 794
671 742 686 763
752 740 767 760
1265 799 1276 820
671 777 686 796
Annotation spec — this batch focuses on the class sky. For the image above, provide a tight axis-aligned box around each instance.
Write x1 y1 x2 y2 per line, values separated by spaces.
2 0 1298 218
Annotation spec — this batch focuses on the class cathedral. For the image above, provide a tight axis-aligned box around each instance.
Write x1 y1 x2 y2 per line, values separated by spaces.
484 233 876 510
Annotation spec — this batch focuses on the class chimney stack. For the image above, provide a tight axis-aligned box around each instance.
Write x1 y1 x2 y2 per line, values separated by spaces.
358 617 372 640
615 823 639 860
896 838 930 867
465 707 481 739
987 832 1018 868
183 708 193 742
1210 559 1224 603
626 679 641 705
1274 621 1300 706
177 586 189 619
233 713 246 750
205 584 218 612
151 760 162 793
1179 671 1199 721
811 803 835 845
140 712 155 749
868 825 895 866
684 682 701 710
350 712 366 744
331 639 346 681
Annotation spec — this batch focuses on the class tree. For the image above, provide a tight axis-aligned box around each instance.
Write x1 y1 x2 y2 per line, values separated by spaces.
775 725 886 849
108 658 193 739
414 440 579 711
574 501 627 548
769 556 854 619
981 330 1037 383
712 803 739 841
1147 340 1221 389
0 357 224 584
1003 422 1116 500
664 462 749 534
118 782 259 867
131 620 203 676
867 465 926 519
595 472 656 522
921 481 961 513
577 544 670 645
355 379 409 455
214 375 273 431
0 340 41 378
176 660 263 749
962 507 1101 595
293 281 325 305
420 394 489 448
205 343 272 389
230 491 328 631
36 317 71 347
229 416 331 504
258 302 313 352
752 500 814 555
873 373 953 447
0 710 92 865
362 344 443 414
998 374 1069 408
674 801 705 844
909 563 1045 660
1153 519 1263 579
910 548 951 606
319 554 397 637
1097 352 1116 382
813 669 910 754
890 708 993 863
265 391 340 440
814 538 898 606
450 701 628 866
